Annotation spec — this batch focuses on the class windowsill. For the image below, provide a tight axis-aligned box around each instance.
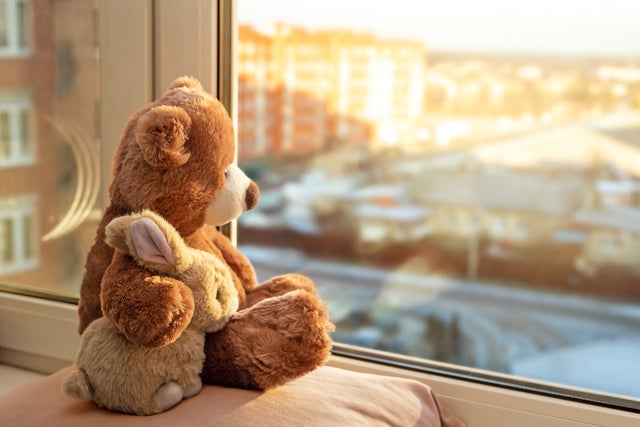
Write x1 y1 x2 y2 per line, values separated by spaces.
0 50 31 59
0 291 79 373
330 355 640 426
0 363 45 396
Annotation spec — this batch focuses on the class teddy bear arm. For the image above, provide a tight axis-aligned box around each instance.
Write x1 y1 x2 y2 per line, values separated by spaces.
78 249 111 334
78 221 116 333
100 252 195 347
204 225 257 290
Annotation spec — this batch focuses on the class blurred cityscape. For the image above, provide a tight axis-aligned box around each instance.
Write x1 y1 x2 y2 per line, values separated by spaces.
238 23 640 157
238 23 640 300
236 24 640 396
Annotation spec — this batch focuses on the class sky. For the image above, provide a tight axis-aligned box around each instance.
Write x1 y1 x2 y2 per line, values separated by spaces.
238 0 640 58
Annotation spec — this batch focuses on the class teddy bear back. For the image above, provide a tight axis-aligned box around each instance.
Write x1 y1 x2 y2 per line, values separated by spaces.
108 76 236 238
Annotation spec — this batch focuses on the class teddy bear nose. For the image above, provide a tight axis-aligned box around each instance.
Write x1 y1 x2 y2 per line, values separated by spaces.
245 181 259 211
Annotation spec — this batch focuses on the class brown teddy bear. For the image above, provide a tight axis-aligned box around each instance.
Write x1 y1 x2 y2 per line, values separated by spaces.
78 76 333 390
65 210 240 415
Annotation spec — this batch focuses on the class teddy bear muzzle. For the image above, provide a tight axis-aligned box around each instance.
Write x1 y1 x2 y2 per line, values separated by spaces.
245 181 259 211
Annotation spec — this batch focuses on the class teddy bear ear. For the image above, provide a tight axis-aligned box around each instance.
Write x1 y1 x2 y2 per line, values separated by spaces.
135 105 192 169
166 76 203 91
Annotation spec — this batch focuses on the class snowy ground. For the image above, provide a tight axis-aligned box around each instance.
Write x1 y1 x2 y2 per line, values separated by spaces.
512 337 640 398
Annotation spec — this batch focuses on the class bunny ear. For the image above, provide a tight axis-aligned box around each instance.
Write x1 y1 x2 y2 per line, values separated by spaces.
130 217 177 266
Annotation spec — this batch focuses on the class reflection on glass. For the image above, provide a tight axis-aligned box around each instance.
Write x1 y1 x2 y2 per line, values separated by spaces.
0 0 100 297
0 1 6 47
0 110 8 157
19 108 29 155
237 1 640 399
16 0 27 49
22 212 32 258
0 217 12 264
0 0 30 55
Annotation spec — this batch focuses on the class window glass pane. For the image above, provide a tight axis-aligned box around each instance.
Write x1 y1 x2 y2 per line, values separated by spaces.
0 1 7 47
0 217 13 263
0 0 29 55
237 0 640 401
16 0 27 49
21 211 32 258
0 0 99 297
0 110 9 157
18 107 29 155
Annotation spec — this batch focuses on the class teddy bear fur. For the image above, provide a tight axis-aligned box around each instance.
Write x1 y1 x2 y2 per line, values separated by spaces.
77 76 333 391
63 210 239 415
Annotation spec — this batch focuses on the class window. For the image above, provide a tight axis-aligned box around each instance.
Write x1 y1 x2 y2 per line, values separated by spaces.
0 0 30 57
0 194 36 274
0 0 216 299
0 96 33 167
0 2 638 424
0 0 201 374
0 0 100 298
236 0 640 411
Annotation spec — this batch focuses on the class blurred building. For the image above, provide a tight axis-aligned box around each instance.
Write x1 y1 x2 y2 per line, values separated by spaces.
326 32 425 148
0 0 99 293
237 24 427 161
237 24 275 159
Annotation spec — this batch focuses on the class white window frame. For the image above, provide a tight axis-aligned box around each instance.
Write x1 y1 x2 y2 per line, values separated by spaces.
0 0 30 57
0 95 33 168
0 1 638 425
0 194 37 274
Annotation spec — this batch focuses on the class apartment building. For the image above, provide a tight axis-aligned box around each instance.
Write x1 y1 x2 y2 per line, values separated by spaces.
0 0 98 293
237 24 274 159
237 24 426 161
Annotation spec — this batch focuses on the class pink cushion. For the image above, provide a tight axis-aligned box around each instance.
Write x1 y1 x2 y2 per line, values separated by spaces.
0 365 464 426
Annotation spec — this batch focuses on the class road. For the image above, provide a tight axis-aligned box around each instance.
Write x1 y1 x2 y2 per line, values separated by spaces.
243 245 640 374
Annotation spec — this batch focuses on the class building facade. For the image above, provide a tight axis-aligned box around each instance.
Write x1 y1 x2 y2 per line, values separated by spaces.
237 24 427 161
0 0 99 293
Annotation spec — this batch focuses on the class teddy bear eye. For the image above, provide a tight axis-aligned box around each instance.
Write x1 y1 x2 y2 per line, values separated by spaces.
224 169 229 178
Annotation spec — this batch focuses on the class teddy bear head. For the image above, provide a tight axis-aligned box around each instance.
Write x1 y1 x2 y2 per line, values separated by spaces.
109 76 259 236
105 209 239 333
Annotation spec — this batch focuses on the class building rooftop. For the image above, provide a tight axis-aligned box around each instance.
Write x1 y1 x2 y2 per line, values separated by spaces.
472 122 640 177
573 205 640 234
412 167 589 215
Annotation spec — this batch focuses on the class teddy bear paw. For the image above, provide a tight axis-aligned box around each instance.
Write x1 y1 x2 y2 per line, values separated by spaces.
244 289 333 337
119 276 195 347
244 273 318 307
202 288 334 390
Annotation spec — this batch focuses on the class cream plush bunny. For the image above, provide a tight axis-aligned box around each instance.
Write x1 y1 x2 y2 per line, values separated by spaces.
62 210 239 415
